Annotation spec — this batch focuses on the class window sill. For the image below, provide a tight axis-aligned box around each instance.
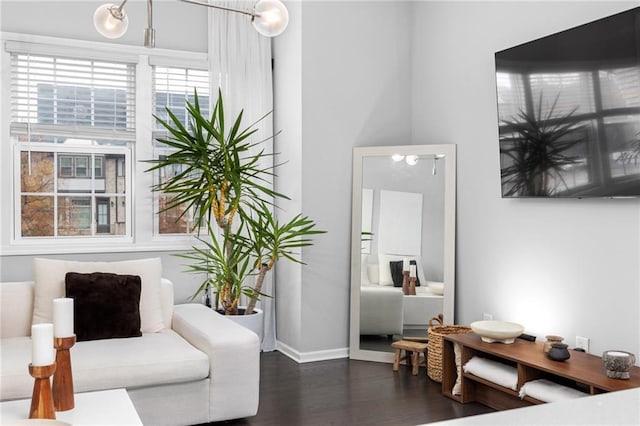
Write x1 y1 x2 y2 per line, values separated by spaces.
1 239 197 256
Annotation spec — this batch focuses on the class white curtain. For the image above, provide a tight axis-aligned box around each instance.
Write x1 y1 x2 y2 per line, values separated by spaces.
209 2 276 351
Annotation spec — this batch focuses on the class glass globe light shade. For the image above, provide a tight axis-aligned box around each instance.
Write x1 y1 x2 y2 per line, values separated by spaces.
406 155 419 166
94 3 129 39
252 0 289 37
391 154 405 162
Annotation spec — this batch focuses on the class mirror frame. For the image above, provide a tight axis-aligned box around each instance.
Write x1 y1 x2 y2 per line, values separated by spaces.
349 144 457 362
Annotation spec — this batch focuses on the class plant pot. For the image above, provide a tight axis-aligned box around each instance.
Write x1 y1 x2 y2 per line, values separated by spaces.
217 307 263 341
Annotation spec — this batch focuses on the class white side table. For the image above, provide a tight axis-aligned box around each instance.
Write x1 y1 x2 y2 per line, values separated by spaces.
0 389 142 425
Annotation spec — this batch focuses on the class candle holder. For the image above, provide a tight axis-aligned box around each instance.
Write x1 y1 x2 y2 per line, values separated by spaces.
408 276 417 295
28 362 57 420
402 271 410 295
53 335 76 411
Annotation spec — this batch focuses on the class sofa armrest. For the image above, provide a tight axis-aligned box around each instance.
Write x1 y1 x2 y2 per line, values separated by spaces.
171 303 259 422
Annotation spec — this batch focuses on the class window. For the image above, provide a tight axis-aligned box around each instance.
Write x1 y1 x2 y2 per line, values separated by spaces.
2 35 210 253
152 65 210 235
95 157 104 178
497 65 640 194
10 50 135 239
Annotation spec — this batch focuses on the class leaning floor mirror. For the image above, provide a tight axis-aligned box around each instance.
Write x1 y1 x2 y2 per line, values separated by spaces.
349 144 456 363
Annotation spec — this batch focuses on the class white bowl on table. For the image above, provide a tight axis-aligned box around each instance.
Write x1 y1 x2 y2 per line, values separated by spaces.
470 320 524 344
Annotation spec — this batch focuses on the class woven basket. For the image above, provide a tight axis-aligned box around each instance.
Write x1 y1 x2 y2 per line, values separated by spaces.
427 316 472 383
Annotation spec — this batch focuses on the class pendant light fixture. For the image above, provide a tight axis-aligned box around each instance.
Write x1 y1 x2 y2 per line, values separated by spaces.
93 0 129 39
180 0 289 37
94 0 289 47
94 0 156 47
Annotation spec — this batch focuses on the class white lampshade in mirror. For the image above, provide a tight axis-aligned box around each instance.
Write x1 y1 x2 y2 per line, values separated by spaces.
252 0 289 37
94 3 129 39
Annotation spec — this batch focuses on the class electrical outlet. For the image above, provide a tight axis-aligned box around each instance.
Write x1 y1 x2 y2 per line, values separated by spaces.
483 313 493 321
576 336 589 352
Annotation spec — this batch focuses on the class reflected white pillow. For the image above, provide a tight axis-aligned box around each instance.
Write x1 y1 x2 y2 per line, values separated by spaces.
377 254 427 286
32 257 165 333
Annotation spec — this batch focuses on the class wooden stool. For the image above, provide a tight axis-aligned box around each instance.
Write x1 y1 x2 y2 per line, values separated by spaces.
391 340 428 376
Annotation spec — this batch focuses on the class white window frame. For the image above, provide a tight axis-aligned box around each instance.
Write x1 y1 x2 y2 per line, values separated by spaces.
13 142 133 242
1 32 209 255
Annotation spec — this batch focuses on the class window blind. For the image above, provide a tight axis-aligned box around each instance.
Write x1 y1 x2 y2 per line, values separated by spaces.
152 65 210 131
10 52 136 133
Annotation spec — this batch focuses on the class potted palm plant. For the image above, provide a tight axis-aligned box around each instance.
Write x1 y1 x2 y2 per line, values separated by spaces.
146 89 323 328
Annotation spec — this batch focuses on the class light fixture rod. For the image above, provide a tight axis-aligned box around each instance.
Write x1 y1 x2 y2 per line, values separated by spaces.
112 0 129 18
178 0 257 18
144 0 156 48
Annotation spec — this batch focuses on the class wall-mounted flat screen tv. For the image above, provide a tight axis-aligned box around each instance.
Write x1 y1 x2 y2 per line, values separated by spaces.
495 7 640 198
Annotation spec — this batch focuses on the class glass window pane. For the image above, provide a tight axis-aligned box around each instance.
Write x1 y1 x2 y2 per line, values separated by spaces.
21 195 54 236
605 115 640 178
112 196 126 235
496 72 526 122
94 157 104 178
75 156 89 177
529 72 595 119
102 154 126 193
21 151 54 192
57 196 91 236
600 66 640 110
158 194 192 234
59 156 73 177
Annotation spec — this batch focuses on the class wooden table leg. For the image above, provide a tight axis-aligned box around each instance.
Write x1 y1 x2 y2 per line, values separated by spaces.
393 349 401 371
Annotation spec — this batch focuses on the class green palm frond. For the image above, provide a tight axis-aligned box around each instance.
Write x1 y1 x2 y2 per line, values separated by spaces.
499 93 585 196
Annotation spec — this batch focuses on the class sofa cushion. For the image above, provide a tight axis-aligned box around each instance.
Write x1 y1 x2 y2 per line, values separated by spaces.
65 272 143 341
32 258 164 333
0 329 209 400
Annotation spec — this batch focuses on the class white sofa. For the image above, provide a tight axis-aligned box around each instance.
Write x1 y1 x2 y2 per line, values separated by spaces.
359 285 404 336
0 278 260 425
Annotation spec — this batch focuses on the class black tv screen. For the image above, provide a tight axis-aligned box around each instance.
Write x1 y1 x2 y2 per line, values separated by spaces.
495 7 640 198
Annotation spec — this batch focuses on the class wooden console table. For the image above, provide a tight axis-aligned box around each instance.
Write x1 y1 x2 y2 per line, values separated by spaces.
442 333 640 411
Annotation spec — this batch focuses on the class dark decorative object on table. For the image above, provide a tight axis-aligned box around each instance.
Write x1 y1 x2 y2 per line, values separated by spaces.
547 343 571 362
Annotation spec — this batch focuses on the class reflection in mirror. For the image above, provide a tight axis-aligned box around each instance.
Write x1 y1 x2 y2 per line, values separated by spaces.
349 145 456 363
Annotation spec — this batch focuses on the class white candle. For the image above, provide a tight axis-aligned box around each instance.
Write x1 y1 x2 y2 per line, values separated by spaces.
409 264 417 278
31 323 55 366
53 298 74 338
402 258 410 272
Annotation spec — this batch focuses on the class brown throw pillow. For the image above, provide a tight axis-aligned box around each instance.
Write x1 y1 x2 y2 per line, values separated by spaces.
65 272 142 342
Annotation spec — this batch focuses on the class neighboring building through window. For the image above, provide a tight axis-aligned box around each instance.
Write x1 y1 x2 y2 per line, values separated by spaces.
10 51 134 239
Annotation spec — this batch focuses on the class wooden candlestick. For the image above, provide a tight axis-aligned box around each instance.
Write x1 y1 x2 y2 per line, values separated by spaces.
402 271 410 295
28 363 56 420
53 335 76 411
409 277 417 295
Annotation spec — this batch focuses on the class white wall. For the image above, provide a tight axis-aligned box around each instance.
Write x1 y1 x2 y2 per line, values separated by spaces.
273 1 413 359
411 1 640 357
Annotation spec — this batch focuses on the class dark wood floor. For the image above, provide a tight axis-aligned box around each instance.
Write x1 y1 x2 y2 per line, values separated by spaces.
208 351 494 426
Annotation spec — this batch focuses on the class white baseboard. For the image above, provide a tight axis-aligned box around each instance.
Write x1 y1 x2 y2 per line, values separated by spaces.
275 340 349 363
